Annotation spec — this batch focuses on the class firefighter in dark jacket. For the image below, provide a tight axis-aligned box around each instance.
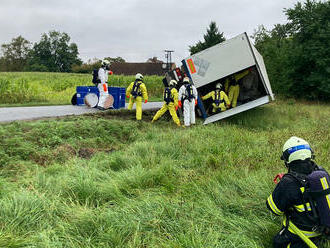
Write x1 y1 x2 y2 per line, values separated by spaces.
267 136 323 248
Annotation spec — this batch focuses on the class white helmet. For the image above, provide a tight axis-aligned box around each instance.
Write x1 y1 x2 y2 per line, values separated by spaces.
183 77 190 83
281 136 314 164
216 83 222 89
135 73 143 81
101 59 110 67
169 80 177 87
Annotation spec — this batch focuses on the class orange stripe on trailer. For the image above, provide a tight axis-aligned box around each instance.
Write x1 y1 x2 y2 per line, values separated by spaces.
103 84 107 92
187 59 196 74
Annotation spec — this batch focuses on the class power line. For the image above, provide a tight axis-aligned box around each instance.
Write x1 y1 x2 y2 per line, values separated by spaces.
164 50 174 71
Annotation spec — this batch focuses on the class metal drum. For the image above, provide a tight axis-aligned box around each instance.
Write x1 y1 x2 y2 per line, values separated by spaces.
84 93 99 108
103 94 114 109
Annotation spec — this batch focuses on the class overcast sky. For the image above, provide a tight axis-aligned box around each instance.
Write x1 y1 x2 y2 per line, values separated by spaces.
0 0 300 64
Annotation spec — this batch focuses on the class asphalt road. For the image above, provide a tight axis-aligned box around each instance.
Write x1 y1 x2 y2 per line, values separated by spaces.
0 102 163 123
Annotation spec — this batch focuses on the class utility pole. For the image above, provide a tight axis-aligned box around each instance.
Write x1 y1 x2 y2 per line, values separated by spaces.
164 50 174 71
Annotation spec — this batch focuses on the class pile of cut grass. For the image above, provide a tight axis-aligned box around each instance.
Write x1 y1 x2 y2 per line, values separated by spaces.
0 99 329 247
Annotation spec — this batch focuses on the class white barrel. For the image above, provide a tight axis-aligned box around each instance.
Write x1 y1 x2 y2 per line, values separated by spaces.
84 93 99 108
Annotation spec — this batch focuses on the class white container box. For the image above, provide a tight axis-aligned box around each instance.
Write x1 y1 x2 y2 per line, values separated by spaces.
182 32 274 124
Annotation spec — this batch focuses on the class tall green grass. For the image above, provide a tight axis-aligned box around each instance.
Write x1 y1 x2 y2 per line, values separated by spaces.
0 99 329 247
0 72 164 105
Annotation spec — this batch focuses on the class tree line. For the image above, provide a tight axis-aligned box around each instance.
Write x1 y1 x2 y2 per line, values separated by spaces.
0 30 127 73
0 31 82 73
253 0 329 101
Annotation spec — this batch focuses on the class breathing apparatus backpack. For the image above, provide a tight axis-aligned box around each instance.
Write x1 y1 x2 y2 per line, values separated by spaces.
214 90 224 106
184 84 194 101
131 80 142 98
92 69 101 85
164 87 173 104
288 167 330 237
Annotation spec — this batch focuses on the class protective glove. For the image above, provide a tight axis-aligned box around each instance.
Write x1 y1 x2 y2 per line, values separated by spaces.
195 99 198 106
175 106 178 111
178 100 182 108
273 173 285 184
103 84 108 92
109 71 113 75
126 95 130 98
144 100 148 103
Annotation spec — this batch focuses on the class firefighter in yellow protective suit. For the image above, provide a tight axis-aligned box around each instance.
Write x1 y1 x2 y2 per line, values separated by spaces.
202 83 230 113
126 73 148 120
225 69 251 108
151 80 180 126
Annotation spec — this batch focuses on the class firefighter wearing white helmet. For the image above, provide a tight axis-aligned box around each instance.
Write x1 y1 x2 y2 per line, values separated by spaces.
126 73 148 120
266 136 329 247
281 136 314 164
97 59 111 110
152 79 180 126
178 77 198 127
202 83 230 113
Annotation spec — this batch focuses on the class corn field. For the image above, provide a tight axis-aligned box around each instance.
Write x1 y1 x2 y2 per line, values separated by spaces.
0 72 164 105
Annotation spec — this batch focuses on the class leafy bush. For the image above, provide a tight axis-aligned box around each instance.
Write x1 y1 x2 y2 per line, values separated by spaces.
254 0 330 101
27 63 49 72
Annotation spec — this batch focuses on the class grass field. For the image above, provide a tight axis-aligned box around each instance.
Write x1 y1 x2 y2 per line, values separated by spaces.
0 98 329 247
0 72 164 106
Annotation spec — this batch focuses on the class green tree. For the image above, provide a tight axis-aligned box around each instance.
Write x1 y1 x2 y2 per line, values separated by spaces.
27 31 82 72
253 0 330 101
189 21 226 55
285 0 330 100
252 24 293 95
104 56 126 63
0 36 31 71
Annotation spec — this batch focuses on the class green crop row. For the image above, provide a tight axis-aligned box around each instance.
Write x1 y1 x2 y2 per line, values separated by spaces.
0 72 164 105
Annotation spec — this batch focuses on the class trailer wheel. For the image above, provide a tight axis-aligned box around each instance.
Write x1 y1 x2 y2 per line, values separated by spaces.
71 93 77 105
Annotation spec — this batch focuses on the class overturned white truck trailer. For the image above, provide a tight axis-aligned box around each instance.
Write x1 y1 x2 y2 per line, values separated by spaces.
181 32 274 124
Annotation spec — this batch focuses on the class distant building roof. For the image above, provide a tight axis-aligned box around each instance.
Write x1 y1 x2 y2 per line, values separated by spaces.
111 62 176 76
